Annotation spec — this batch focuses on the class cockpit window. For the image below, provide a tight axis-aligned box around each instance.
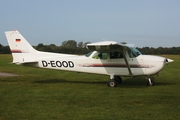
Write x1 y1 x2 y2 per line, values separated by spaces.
110 52 123 59
92 53 99 59
92 52 108 59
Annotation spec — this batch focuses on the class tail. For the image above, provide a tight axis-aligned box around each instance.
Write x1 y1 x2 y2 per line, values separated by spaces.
5 30 38 64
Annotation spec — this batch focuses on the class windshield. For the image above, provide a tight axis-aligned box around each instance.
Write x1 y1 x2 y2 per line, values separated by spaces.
127 47 141 58
131 47 141 56
85 51 93 57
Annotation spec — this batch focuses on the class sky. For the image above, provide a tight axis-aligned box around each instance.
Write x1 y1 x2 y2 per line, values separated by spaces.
0 0 180 48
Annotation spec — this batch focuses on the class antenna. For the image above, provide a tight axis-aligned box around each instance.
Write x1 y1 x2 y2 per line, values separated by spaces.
102 38 107 41
121 42 127 44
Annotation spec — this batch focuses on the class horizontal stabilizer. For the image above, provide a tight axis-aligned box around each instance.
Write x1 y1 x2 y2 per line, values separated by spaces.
13 60 38 65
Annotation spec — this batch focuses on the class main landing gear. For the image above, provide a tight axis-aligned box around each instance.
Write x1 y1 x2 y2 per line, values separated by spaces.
107 76 155 87
107 76 122 87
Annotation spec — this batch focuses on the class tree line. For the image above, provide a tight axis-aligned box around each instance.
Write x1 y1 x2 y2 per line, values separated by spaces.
137 47 180 55
0 40 180 55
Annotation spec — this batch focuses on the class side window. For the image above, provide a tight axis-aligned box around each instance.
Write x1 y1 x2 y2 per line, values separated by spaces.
92 52 108 59
110 52 123 59
101 53 108 59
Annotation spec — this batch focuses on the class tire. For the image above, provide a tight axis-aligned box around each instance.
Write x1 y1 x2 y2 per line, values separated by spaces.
108 79 117 87
114 76 122 84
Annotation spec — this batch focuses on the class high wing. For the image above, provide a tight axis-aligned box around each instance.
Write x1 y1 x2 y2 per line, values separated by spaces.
87 41 133 75
87 41 125 51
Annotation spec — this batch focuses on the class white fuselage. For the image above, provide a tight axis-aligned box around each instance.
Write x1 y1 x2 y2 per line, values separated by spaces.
28 51 166 77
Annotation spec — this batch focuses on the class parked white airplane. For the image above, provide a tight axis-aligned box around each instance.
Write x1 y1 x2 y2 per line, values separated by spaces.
5 30 173 87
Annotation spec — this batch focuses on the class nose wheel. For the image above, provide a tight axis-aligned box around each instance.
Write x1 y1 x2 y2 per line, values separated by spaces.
147 77 154 86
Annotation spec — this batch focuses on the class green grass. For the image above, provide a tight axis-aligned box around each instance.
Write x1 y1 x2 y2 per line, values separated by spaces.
0 54 180 120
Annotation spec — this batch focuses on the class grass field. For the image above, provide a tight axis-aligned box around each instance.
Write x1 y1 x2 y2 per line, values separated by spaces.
0 54 180 120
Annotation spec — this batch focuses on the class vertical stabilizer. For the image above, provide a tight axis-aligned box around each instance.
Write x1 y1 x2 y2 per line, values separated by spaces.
5 30 37 64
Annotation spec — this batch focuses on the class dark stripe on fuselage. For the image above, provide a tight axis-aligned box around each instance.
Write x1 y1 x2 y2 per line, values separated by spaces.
80 64 152 68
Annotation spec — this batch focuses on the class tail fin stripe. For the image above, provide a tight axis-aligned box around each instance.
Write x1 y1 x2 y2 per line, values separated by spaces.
11 50 22 53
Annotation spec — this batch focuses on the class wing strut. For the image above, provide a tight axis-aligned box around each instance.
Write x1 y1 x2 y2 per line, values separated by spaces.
122 49 133 75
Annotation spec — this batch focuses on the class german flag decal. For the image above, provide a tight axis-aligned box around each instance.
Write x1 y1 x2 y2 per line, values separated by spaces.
16 39 21 42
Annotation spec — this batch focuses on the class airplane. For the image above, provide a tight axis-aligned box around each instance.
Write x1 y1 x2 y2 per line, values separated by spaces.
5 30 174 87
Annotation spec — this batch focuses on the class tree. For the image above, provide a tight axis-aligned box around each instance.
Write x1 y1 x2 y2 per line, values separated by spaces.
36 43 46 51
62 40 77 48
78 41 83 48
0 45 10 54
48 44 58 52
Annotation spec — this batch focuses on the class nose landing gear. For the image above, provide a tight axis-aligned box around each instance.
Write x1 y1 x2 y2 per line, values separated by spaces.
147 77 154 86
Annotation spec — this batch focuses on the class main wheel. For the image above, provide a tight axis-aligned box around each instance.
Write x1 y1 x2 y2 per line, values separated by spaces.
114 76 122 84
108 79 117 87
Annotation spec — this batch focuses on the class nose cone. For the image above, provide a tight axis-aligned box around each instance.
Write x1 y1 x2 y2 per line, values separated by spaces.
165 58 174 64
